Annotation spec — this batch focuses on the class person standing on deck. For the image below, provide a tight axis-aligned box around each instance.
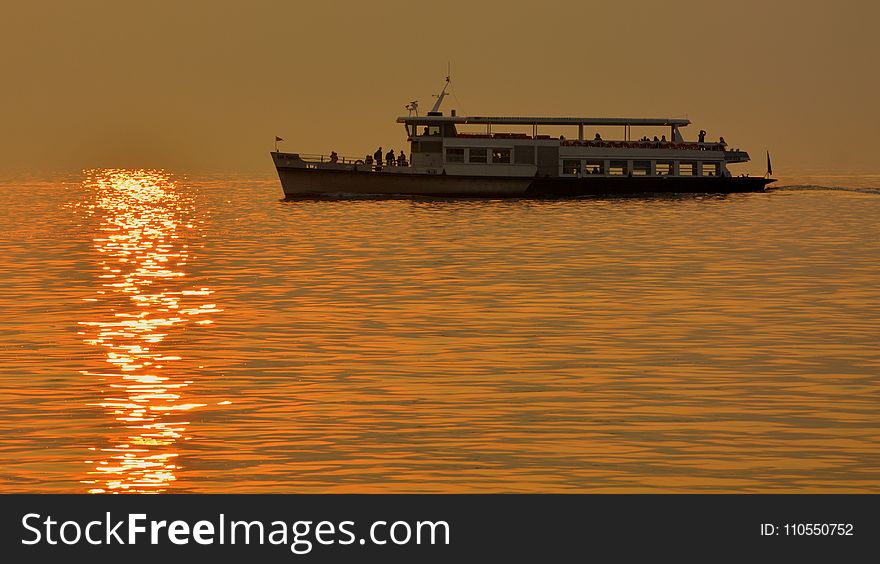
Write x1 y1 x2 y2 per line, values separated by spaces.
386 148 395 167
374 147 383 170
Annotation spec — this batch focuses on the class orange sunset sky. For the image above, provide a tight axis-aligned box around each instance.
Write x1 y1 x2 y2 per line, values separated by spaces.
2 0 878 176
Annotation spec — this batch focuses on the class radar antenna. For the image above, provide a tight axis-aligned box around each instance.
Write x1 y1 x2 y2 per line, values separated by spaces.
405 100 419 117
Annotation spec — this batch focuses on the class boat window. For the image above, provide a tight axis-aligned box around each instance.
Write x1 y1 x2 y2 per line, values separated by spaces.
420 125 441 136
419 141 443 154
445 148 465 163
469 148 488 163
655 161 673 176
633 161 651 176
514 145 535 165
608 160 627 176
702 162 719 176
492 149 511 164
562 160 581 175
584 161 604 175
679 161 696 176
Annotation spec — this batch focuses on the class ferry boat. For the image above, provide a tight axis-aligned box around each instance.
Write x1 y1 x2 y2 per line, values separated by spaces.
271 79 774 198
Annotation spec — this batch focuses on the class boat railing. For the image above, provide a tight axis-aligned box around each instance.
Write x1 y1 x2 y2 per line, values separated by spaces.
297 153 369 164
297 153 409 170
455 133 549 140
454 134 726 150
560 140 727 151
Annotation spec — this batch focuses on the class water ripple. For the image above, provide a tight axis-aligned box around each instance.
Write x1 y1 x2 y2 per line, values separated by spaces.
0 173 878 492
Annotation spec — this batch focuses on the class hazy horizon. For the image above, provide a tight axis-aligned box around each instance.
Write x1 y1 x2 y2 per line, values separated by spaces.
2 0 878 177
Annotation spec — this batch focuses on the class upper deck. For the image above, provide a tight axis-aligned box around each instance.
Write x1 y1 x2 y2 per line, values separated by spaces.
397 110 747 177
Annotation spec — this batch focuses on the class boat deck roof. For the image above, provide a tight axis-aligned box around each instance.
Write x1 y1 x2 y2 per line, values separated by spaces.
397 116 691 127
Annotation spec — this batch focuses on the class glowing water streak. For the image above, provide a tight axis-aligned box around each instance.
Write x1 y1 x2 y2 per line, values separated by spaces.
77 170 220 493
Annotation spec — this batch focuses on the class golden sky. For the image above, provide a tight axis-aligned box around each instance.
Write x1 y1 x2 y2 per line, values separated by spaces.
2 0 878 176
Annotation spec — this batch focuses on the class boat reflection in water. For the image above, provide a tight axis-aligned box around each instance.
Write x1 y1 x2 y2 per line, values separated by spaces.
77 169 218 493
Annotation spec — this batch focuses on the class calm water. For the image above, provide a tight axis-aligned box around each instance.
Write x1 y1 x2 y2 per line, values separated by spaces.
0 170 878 493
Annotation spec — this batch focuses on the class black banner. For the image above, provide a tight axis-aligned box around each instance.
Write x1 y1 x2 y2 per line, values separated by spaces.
2 495 876 561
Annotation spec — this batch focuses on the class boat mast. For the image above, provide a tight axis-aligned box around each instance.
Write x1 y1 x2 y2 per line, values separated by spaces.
430 70 451 114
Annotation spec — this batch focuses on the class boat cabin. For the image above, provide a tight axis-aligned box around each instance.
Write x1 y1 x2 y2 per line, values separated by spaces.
397 114 749 178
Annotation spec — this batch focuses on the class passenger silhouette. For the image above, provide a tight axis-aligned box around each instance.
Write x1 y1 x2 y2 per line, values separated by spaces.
374 147 383 170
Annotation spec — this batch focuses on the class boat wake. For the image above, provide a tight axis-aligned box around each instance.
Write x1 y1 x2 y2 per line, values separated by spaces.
770 184 880 195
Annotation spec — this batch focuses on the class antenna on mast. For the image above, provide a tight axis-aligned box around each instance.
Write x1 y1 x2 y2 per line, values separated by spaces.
405 100 419 117
429 65 451 114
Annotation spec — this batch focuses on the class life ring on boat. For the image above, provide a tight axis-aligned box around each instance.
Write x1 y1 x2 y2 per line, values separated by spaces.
354 159 364 165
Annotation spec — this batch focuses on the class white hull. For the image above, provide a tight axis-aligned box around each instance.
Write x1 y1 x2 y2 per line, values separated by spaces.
272 153 772 198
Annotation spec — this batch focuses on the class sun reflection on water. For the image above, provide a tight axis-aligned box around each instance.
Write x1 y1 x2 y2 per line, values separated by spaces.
77 169 218 493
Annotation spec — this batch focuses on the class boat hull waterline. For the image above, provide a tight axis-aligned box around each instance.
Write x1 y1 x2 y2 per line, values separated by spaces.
274 161 773 199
